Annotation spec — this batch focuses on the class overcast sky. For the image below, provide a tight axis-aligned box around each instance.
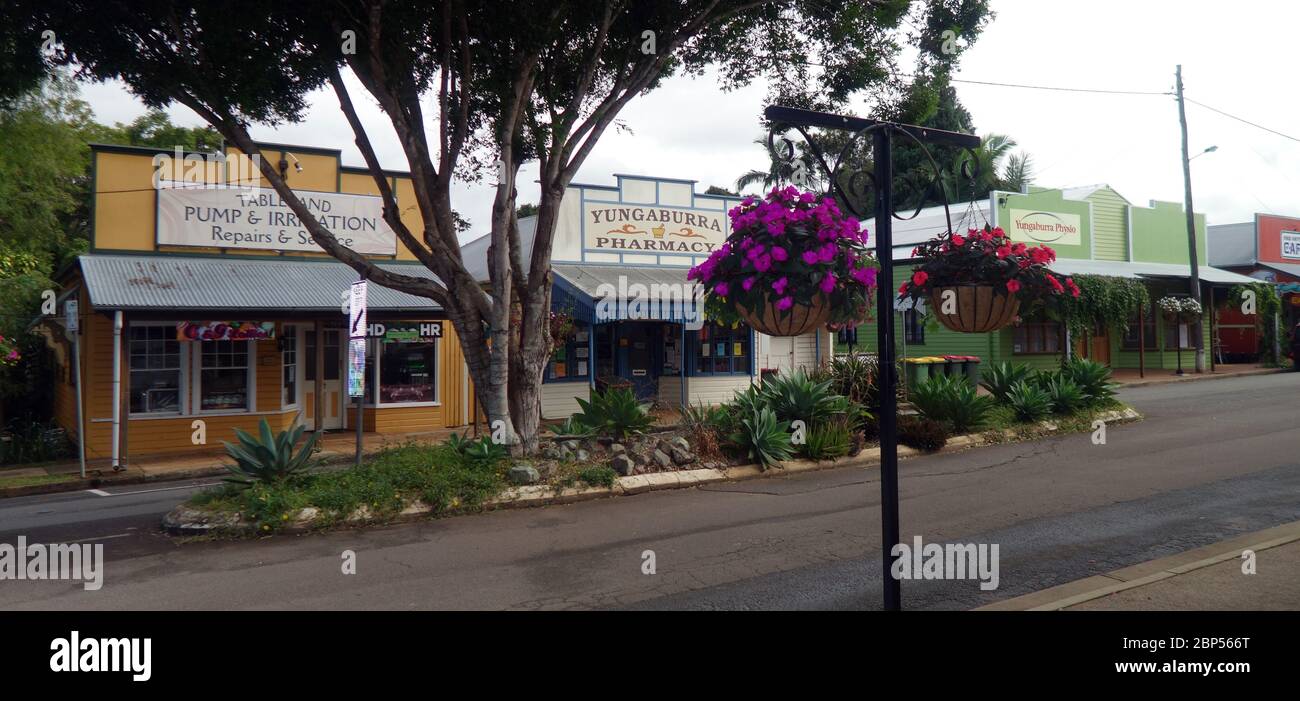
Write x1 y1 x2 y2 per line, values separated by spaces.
78 0 1300 239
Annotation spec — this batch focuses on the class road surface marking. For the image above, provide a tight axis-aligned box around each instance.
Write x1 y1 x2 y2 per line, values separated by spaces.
87 482 221 497
68 533 132 544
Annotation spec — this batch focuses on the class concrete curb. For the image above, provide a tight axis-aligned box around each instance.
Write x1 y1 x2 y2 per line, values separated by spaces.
976 519 1300 611
1117 366 1283 389
163 406 1143 537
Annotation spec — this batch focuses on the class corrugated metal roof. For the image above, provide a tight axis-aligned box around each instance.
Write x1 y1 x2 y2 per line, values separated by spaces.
1260 261 1300 279
461 217 538 282
78 254 443 311
552 263 690 297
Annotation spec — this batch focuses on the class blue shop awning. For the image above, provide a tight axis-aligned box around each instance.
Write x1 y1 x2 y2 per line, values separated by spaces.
552 264 703 325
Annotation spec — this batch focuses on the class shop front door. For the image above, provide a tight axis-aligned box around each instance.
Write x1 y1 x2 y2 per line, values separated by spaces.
619 323 659 401
304 328 345 430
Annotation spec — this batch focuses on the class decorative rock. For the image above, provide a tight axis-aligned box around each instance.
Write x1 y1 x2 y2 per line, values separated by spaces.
609 443 626 456
670 446 695 466
634 452 651 466
560 447 575 461
671 437 691 453
611 454 635 476
653 449 673 469
656 439 675 456
575 449 590 462
563 440 581 452
508 464 541 485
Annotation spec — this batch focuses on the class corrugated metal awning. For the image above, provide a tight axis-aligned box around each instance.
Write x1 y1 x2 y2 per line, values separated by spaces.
551 263 701 323
78 254 443 312
1047 258 1257 285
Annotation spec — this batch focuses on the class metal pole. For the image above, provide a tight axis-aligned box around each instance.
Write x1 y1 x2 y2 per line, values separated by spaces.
1137 301 1146 378
1176 65 1205 372
72 331 85 479
355 339 366 469
874 126 901 611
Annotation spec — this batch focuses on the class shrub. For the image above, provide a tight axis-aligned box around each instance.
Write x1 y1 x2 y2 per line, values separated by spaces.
1042 375 1086 414
824 352 878 406
728 406 793 469
979 362 1031 402
0 420 74 465
1060 358 1117 406
1005 381 1053 422
802 416 852 460
222 418 319 485
909 373 993 433
574 387 654 440
444 431 508 464
898 415 949 451
576 466 617 488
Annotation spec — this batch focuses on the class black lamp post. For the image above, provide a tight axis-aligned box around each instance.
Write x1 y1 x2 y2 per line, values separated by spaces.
763 106 980 611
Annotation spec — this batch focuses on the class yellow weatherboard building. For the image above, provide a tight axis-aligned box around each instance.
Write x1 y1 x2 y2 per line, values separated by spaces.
45 142 473 468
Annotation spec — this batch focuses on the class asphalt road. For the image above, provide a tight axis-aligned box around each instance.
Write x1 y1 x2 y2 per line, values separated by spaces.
0 372 1296 610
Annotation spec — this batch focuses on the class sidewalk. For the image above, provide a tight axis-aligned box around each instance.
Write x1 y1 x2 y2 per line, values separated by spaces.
980 520 1300 611
0 428 458 496
1110 363 1282 387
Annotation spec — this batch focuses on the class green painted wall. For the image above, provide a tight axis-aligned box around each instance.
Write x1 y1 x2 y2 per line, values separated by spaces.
1131 200 1207 265
1087 187 1129 261
995 189 1092 260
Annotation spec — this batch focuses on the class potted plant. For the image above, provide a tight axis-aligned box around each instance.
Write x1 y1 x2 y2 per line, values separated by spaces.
898 225 1079 333
689 186 878 336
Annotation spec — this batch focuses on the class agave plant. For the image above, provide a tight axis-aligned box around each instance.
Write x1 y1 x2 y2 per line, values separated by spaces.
462 436 508 463
728 406 793 469
825 352 878 405
1005 380 1053 422
547 416 593 437
222 418 318 485
1060 358 1117 406
758 369 847 426
1042 375 1085 414
574 387 654 440
979 362 1031 402
910 373 992 433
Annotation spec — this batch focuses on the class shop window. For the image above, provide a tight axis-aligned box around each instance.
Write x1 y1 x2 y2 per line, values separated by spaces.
1121 302 1158 351
282 325 298 407
547 323 590 382
695 323 750 375
1013 315 1062 354
594 325 615 379
903 309 925 344
128 325 183 414
377 339 436 403
200 340 250 411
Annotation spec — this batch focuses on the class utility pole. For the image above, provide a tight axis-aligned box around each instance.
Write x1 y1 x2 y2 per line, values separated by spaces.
1175 65 1206 372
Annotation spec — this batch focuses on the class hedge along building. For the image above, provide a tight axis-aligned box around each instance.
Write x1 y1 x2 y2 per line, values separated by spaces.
851 184 1256 374
460 174 834 419
39 142 473 468
1209 213 1300 356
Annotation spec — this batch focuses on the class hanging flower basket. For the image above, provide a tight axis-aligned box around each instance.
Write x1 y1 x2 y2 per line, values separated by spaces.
1157 295 1202 322
899 225 1078 334
689 186 877 337
928 285 1021 333
736 296 831 336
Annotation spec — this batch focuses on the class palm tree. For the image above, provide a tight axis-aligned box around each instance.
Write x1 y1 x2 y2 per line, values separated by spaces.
949 133 1033 200
735 136 828 193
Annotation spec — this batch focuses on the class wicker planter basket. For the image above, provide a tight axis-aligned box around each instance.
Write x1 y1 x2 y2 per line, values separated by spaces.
929 285 1021 333
736 296 831 337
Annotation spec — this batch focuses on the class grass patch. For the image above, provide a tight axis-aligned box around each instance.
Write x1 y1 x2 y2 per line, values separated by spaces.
0 473 78 489
187 442 506 532
979 399 1130 444
549 461 618 490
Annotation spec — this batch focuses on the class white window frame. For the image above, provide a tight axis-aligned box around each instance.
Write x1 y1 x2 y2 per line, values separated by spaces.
282 324 300 409
366 335 440 408
127 321 188 418
192 338 256 415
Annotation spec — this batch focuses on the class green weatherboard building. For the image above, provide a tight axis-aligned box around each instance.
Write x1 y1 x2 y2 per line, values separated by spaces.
850 185 1256 375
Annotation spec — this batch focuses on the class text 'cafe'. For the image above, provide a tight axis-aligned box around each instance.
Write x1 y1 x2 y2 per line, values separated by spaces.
41 142 473 468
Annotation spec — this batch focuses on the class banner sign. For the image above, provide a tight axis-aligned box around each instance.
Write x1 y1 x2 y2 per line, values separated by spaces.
1007 209 1082 246
366 322 442 341
349 281 368 339
157 185 397 255
177 321 276 341
1281 231 1300 260
583 202 728 256
347 338 367 398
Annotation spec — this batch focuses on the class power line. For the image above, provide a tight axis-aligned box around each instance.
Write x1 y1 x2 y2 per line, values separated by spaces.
1184 97 1300 143
935 75 1171 97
